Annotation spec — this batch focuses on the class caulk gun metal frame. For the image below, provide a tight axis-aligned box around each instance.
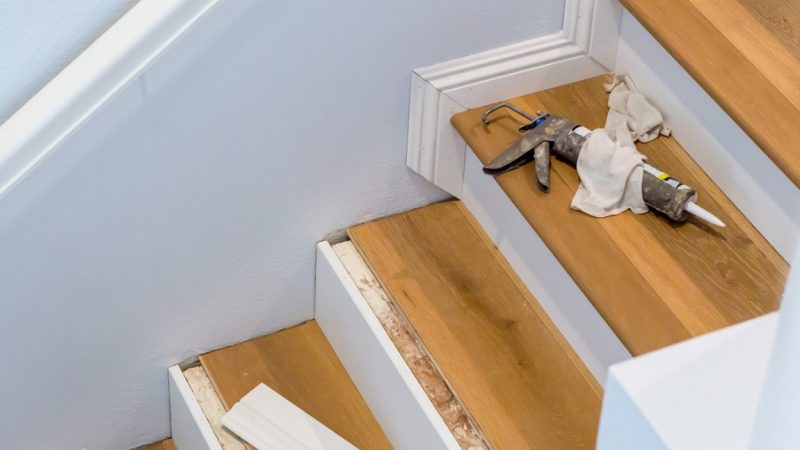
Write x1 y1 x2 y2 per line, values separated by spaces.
480 102 726 227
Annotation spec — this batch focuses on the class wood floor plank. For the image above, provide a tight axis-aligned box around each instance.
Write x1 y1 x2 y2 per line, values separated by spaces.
620 0 800 186
200 321 392 450
349 200 603 450
136 438 175 450
451 76 788 356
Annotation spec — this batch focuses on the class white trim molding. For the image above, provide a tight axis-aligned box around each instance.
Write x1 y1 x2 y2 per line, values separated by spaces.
0 0 219 199
407 0 622 196
221 383 357 450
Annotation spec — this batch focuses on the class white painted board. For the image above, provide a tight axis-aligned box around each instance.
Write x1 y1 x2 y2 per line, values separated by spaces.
221 383 356 450
314 242 459 450
597 313 778 450
169 365 222 450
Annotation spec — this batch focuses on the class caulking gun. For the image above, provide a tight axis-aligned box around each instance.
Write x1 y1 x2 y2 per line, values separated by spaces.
481 102 725 227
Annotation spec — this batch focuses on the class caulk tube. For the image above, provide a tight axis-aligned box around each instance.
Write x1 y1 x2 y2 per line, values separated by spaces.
641 165 725 227
641 165 695 221
562 126 725 227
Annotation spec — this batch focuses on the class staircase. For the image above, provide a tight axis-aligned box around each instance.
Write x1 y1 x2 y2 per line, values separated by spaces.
166 72 791 449
154 3 797 450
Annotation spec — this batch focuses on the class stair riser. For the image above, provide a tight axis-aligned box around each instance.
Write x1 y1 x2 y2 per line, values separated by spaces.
168 366 221 450
314 242 461 450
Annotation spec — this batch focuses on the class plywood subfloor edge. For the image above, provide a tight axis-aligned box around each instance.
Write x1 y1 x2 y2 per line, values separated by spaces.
334 239 492 449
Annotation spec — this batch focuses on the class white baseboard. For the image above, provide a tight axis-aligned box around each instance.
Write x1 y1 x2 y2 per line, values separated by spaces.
614 11 798 261
407 0 622 197
461 151 630 382
169 365 222 450
314 242 459 450
0 0 219 199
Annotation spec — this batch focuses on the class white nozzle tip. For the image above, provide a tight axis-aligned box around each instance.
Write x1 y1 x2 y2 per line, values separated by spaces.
685 201 726 228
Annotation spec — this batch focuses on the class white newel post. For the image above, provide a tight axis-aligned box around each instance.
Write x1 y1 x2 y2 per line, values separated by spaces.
749 243 800 449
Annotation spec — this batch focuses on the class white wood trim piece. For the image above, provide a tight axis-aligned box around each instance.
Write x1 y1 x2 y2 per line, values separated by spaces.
597 312 778 450
314 242 459 450
461 150 630 383
169 365 223 450
0 0 219 199
221 383 356 450
406 0 622 197
614 11 799 261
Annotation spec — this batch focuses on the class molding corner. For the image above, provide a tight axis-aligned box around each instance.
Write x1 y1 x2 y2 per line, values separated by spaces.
406 0 622 197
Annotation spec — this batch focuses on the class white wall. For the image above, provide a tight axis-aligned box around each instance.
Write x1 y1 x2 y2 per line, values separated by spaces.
0 0 565 448
0 0 138 123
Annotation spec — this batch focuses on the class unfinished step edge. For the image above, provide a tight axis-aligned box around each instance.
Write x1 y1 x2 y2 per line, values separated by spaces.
332 240 490 449
182 365 246 450
314 241 462 450
168 365 223 450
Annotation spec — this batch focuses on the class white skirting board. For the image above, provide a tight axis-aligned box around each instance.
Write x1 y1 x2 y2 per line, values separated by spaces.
407 0 622 197
460 151 631 382
614 11 799 261
169 365 223 450
314 242 460 450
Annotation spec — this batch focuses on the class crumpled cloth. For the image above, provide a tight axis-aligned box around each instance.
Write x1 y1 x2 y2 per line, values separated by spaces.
570 75 669 217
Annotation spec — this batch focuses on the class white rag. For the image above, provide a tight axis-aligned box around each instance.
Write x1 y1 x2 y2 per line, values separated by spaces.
570 75 669 217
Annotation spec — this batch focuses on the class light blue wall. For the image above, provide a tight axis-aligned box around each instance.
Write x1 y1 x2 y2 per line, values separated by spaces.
0 0 564 448
0 0 139 123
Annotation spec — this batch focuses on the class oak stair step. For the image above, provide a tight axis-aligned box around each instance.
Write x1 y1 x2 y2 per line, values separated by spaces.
620 0 800 186
136 438 177 450
451 76 789 356
199 320 392 449
348 200 602 450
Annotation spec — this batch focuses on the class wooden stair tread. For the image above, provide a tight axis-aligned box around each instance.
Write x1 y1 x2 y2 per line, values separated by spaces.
450 76 788 356
349 200 603 450
137 438 177 450
620 0 800 187
199 320 392 450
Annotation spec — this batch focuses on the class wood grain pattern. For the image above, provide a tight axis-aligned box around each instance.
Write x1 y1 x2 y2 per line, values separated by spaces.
200 321 392 450
738 0 800 60
620 0 800 187
451 76 788 356
349 201 603 450
137 438 177 450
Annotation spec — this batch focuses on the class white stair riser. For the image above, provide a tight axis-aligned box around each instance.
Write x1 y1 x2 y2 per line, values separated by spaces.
314 242 460 450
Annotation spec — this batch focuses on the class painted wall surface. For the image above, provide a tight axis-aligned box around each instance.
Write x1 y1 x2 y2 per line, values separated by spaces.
0 0 139 123
0 0 564 449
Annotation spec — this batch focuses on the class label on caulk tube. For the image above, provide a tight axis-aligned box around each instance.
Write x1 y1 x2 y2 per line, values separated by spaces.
572 126 592 138
643 164 688 190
